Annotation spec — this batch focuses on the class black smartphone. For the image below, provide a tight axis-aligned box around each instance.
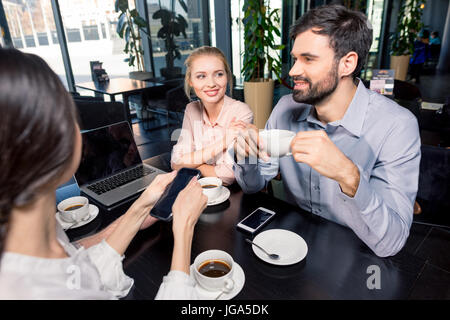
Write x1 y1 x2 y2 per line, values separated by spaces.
150 167 201 221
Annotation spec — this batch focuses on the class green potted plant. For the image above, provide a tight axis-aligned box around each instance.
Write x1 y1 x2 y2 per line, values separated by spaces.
152 0 188 79
390 0 426 80
241 0 285 129
115 0 153 80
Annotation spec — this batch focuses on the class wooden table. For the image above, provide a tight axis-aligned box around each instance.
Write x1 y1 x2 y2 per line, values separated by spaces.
76 78 163 125
66 154 450 300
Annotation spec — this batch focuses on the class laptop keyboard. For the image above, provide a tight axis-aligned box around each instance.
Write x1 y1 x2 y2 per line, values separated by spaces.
87 165 155 195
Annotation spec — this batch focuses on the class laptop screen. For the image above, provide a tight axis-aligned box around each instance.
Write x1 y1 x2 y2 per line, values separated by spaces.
75 121 142 186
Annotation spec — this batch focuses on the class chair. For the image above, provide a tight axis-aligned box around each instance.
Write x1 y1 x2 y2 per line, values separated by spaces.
74 100 127 131
418 98 450 138
439 99 450 147
429 44 441 65
393 79 422 100
143 85 189 130
140 78 189 130
71 91 105 102
414 145 450 227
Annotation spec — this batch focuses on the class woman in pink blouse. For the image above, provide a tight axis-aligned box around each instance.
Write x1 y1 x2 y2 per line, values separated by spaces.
171 46 254 185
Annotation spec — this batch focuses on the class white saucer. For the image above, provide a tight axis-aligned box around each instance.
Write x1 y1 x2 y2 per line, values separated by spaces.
190 262 245 300
207 187 230 206
56 204 99 230
252 229 308 266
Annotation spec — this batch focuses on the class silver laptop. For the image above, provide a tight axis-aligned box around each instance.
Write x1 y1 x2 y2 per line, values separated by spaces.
74 121 166 208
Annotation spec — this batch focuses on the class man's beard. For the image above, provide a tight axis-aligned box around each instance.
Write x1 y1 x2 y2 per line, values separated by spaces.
292 63 339 106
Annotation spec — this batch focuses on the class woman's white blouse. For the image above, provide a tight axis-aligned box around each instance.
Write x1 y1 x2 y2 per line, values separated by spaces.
0 221 197 300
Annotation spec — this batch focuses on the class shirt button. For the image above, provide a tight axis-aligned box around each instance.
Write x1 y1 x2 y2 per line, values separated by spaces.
314 185 320 190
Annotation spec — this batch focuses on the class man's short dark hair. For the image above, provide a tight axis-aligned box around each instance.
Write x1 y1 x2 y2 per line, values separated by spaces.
290 4 373 79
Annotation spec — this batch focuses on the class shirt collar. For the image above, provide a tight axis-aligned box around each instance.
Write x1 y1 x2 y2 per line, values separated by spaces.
295 79 369 138
293 104 313 122
333 79 369 138
202 95 229 128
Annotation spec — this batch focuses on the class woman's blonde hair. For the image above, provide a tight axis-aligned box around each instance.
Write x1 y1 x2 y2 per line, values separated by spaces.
184 46 233 98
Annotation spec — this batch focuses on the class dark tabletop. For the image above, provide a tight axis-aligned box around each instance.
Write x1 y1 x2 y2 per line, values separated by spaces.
66 155 450 300
76 78 163 96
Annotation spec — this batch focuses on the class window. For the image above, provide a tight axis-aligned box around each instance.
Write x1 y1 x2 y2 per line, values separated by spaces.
147 0 209 77
2 0 68 87
230 0 283 82
58 0 131 85
230 0 244 82
365 0 386 75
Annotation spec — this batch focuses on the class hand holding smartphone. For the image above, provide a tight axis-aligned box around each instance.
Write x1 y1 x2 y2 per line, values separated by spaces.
150 168 201 221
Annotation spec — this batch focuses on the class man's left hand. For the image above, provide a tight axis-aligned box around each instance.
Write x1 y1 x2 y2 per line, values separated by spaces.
290 130 360 197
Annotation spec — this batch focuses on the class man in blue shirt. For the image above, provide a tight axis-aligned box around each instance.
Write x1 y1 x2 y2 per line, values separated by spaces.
231 5 421 257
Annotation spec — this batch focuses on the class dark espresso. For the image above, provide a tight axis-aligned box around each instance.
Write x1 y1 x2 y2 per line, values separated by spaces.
202 184 218 189
65 204 84 211
198 259 231 278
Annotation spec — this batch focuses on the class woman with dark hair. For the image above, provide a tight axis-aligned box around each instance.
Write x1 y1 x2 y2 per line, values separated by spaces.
0 48 207 299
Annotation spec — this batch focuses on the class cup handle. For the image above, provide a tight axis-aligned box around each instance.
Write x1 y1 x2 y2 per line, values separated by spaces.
215 278 235 300
224 278 235 291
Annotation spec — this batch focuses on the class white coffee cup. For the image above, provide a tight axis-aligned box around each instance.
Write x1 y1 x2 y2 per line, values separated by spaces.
193 249 235 292
259 129 296 157
198 177 223 201
57 196 90 223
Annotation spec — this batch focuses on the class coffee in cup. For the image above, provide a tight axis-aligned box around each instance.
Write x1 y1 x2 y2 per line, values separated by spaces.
193 250 235 292
57 196 90 223
198 177 223 201
259 129 296 157
198 259 232 278
65 204 84 211
202 185 218 189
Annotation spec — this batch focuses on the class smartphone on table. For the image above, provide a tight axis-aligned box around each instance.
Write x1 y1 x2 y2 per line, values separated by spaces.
236 207 276 234
150 167 201 221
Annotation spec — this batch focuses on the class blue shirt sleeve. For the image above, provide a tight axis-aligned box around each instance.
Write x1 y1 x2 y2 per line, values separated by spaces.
231 105 281 193
337 114 421 257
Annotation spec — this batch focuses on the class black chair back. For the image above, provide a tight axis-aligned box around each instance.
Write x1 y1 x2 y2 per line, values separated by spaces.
166 85 189 113
393 80 422 100
416 145 450 226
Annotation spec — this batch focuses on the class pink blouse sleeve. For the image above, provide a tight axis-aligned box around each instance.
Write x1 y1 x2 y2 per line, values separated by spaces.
170 106 195 169
238 102 254 125
214 100 254 185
